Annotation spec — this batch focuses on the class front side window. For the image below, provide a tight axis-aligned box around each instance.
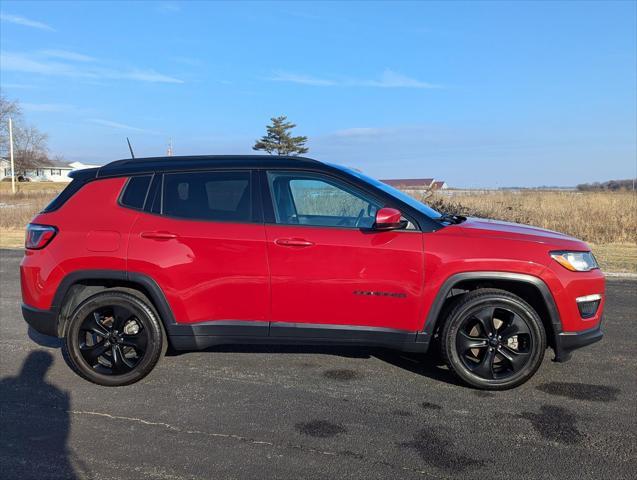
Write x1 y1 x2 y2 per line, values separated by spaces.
267 172 381 228
162 171 252 222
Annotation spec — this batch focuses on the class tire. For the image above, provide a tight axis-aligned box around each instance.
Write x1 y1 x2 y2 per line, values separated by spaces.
441 288 546 390
62 291 165 386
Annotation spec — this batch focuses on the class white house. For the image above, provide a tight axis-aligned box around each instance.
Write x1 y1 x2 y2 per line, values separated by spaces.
0 159 100 182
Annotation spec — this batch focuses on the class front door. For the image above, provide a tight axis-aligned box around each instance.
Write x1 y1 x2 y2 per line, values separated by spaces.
263 170 425 332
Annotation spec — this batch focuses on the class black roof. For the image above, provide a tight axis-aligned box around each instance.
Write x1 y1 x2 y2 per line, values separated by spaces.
65 154 444 231
91 155 324 178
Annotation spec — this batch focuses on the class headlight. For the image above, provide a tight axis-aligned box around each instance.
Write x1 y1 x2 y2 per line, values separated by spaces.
550 251 599 272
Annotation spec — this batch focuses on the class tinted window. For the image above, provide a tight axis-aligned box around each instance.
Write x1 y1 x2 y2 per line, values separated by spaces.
267 172 381 228
163 171 252 222
328 163 441 219
42 179 86 212
120 175 152 209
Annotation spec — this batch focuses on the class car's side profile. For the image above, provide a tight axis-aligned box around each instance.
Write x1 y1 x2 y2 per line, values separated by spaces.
21 155 604 389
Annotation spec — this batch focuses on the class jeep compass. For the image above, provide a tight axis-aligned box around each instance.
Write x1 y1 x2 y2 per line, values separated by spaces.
21 156 604 389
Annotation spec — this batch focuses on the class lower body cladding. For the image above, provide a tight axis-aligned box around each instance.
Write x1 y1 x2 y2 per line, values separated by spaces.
168 321 604 362
553 324 604 362
165 321 430 353
22 306 602 359
164 320 603 359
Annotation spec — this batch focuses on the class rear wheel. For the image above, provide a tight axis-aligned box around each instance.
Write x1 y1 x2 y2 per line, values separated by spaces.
441 288 546 390
62 291 164 386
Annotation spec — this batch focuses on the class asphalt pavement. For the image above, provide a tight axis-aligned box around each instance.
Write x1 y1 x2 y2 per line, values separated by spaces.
1 249 635 479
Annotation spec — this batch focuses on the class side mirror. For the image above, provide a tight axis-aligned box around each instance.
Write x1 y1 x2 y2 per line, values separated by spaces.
374 207 407 231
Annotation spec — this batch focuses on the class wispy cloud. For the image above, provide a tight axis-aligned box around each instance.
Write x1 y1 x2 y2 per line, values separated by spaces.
40 49 95 62
120 69 183 83
268 69 439 89
170 56 204 67
0 13 55 31
268 71 336 86
156 2 181 13
88 118 158 135
363 70 439 88
0 83 36 89
0 51 184 84
333 127 387 138
22 103 80 113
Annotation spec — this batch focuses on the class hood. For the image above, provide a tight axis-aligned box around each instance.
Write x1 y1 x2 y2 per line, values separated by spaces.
455 217 589 249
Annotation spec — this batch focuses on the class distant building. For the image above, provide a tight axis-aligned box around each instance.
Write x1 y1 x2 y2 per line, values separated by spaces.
381 178 434 189
381 178 448 190
0 159 100 182
68 161 100 171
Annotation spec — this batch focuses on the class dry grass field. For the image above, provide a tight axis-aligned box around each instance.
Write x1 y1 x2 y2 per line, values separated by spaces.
0 182 65 240
1 182 635 272
425 190 637 272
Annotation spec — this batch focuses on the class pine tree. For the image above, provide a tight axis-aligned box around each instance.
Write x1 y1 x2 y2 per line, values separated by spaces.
252 115 309 156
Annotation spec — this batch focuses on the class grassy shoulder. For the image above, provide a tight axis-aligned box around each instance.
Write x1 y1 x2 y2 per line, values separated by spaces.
588 243 637 273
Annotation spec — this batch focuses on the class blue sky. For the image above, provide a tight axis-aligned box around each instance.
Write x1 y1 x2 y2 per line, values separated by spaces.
1 0 635 187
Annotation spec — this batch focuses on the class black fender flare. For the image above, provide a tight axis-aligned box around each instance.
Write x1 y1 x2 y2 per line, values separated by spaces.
419 271 563 339
51 269 177 335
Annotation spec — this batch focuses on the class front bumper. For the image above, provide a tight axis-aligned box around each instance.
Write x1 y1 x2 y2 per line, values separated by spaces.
21 304 59 337
553 324 603 362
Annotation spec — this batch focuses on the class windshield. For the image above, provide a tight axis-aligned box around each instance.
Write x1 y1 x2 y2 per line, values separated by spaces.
329 164 442 219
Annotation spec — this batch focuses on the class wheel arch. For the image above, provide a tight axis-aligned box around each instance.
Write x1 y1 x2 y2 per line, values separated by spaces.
52 270 176 337
423 272 562 350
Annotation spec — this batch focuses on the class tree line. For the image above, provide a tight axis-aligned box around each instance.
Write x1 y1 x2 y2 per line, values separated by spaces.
576 179 635 191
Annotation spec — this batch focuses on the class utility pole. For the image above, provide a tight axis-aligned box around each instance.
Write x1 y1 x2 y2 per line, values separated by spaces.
9 117 15 194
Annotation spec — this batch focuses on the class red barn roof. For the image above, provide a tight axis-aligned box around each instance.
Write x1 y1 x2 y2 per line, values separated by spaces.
381 178 434 188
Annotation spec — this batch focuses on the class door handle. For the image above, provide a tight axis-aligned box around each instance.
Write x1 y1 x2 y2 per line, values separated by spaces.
140 231 178 240
274 238 315 247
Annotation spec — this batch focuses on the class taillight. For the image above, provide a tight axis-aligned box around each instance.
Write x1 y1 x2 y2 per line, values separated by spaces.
25 224 57 249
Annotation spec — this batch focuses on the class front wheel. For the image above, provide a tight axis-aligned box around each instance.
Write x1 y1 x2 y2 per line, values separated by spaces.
62 291 165 386
441 288 546 390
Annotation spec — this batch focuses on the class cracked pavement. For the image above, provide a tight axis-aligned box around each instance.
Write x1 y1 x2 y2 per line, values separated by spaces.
1 249 636 479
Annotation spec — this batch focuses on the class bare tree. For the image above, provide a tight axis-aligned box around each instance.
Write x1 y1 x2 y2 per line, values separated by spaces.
0 91 51 171
14 125 51 169
0 92 22 158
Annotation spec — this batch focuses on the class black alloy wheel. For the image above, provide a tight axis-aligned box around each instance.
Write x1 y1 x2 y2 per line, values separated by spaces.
63 291 165 386
78 305 148 375
441 288 546 390
455 305 533 380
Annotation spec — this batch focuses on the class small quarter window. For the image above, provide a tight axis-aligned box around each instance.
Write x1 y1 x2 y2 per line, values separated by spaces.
121 175 152 210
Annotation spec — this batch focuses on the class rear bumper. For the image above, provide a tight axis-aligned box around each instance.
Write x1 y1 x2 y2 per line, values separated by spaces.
553 324 603 362
21 304 58 337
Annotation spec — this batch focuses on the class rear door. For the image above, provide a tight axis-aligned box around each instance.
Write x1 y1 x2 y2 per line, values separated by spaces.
127 170 270 333
262 170 425 332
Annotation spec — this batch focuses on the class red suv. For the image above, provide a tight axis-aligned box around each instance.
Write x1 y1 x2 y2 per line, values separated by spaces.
21 156 604 389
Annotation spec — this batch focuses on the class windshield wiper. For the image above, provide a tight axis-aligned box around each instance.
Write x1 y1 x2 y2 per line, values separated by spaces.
437 213 467 224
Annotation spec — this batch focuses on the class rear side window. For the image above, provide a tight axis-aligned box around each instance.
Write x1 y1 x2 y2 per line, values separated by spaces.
162 171 252 222
42 179 87 212
120 175 152 210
